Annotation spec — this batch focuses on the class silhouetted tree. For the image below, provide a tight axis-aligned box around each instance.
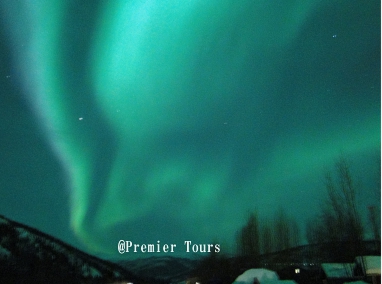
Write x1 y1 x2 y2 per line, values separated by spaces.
290 218 300 248
368 206 380 241
368 155 380 245
274 207 290 251
306 218 322 245
237 208 301 255
261 222 273 254
236 212 260 257
325 157 363 242
305 156 364 260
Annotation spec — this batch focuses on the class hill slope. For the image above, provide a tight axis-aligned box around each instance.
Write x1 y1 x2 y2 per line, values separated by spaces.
0 215 140 283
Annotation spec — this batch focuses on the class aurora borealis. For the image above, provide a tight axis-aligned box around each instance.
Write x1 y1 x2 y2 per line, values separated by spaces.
0 1 380 258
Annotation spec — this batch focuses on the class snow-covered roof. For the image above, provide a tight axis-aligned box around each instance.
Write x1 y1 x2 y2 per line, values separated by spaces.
321 263 355 278
355 256 381 275
262 281 297 284
233 268 279 284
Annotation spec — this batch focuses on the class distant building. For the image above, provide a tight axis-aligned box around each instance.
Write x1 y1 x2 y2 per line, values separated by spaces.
354 256 381 284
321 256 381 284
321 263 358 284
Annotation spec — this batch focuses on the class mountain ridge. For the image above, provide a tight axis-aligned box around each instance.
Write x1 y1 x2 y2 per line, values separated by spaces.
0 214 141 283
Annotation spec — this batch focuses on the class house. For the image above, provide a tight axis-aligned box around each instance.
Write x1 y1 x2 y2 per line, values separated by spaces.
321 256 381 284
354 256 380 284
321 262 359 284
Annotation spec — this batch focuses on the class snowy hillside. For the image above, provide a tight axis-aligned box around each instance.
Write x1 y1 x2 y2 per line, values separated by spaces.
0 215 140 283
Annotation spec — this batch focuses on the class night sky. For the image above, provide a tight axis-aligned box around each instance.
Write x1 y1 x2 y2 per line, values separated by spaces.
0 1 380 259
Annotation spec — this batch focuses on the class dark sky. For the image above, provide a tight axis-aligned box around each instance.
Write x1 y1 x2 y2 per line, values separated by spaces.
0 1 380 259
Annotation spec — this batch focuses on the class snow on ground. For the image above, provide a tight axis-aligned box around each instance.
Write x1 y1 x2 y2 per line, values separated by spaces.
0 245 11 258
0 216 9 225
15 227 29 239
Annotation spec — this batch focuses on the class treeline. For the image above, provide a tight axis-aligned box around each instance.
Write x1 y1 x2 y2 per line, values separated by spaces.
189 156 380 283
234 155 380 260
305 156 380 261
235 207 300 257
